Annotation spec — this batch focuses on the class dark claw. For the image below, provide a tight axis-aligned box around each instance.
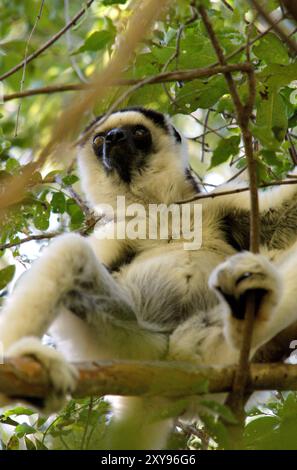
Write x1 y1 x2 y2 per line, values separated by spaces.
220 288 268 321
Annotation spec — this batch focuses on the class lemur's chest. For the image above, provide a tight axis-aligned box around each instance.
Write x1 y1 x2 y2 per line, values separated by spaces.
113 244 229 329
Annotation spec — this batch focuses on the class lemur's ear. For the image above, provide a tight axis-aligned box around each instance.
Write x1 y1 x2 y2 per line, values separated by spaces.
172 126 182 143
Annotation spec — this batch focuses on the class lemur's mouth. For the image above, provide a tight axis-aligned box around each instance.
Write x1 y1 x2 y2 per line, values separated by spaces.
103 140 135 183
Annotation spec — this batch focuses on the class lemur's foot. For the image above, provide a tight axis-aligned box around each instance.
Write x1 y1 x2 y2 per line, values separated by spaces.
7 337 77 413
209 252 282 349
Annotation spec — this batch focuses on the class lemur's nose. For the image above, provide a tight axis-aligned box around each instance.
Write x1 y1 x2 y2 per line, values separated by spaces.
106 128 128 144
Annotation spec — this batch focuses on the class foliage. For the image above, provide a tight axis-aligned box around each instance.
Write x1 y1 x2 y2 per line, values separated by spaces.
0 0 297 450
0 398 110 450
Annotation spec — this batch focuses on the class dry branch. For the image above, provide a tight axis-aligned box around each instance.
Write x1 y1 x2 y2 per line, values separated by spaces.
198 5 259 419
2 63 252 102
1 358 297 400
176 178 297 204
0 233 59 251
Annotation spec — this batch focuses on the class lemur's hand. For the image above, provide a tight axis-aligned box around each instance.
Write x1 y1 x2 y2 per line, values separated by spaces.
7 337 77 413
209 252 282 350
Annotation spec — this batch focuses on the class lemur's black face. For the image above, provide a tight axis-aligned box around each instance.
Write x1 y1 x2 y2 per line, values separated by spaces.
82 107 183 184
92 123 153 183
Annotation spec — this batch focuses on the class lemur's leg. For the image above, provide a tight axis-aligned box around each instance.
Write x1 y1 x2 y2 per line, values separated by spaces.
208 247 297 356
168 307 239 366
0 233 136 348
0 233 166 410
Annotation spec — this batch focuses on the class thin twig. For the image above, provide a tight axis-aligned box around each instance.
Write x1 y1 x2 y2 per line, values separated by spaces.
0 233 59 251
80 396 94 450
176 178 297 204
225 167 247 183
200 110 210 163
64 0 88 83
0 213 100 252
286 132 297 165
55 175 94 220
177 421 210 450
198 5 259 420
0 0 95 82
14 0 45 137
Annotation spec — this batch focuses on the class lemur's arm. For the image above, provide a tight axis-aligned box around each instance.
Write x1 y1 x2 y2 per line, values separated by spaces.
215 181 297 251
170 244 297 367
87 220 138 270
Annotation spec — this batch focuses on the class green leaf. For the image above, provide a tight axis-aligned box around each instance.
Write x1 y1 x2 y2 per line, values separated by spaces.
253 33 289 65
15 423 37 438
24 436 36 450
35 438 48 450
0 265 15 290
177 28 217 69
128 84 168 110
251 124 280 151
6 435 19 450
209 135 240 169
0 139 11 155
254 91 288 147
73 30 113 54
174 76 228 113
6 157 20 173
4 406 35 417
201 414 232 450
258 63 297 90
200 400 238 424
62 175 79 186
217 94 234 114
33 204 50 231
66 199 84 229
244 416 280 450
51 192 66 214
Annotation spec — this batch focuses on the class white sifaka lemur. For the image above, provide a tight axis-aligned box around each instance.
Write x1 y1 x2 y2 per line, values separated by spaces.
1 106 297 446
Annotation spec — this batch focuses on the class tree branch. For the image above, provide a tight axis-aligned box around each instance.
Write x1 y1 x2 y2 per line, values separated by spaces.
0 233 59 252
3 63 252 102
1 358 297 400
176 178 297 204
198 5 259 420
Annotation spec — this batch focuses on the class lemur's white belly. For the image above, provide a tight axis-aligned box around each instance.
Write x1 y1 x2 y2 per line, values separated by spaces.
117 246 229 331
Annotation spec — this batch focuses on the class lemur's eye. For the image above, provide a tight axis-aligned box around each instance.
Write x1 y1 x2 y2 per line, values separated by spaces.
133 125 148 138
93 134 104 149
